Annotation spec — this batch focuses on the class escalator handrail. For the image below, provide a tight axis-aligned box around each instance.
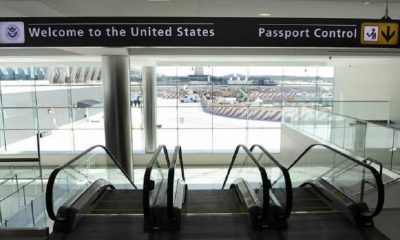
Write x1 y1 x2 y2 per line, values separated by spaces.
167 145 186 217
46 145 137 221
288 143 384 217
222 144 270 218
250 144 293 219
143 145 171 220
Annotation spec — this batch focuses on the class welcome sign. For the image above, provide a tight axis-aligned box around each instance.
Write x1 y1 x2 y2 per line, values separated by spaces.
0 17 398 48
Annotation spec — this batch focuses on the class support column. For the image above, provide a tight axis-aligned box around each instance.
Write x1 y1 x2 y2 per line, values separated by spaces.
143 66 157 153
102 56 133 180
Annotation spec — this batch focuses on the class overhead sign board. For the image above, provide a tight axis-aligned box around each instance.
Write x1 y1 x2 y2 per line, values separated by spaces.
0 17 398 48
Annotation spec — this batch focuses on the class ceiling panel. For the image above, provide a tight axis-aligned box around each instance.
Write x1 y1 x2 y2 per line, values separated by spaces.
0 0 64 16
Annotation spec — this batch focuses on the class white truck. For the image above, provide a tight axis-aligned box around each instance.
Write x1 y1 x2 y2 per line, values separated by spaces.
180 94 201 103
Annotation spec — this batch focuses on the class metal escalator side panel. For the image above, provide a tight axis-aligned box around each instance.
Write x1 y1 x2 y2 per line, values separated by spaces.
231 178 287 229
46 145 137 226
302 178 374 227
53 179 114 232
250 144 293 220
286 143 384 222
142 145 170 230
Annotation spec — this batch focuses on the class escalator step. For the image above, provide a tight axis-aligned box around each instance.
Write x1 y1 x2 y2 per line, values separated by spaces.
90 189 143 214
291 187 336 212
184 189 246 214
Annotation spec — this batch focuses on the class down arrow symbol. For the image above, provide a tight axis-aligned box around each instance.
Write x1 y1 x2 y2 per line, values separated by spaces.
381 26 396 42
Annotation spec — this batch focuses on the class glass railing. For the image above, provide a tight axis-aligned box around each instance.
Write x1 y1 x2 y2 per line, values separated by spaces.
0 176 44 227
250 144 292 219
0 156 45 229
46 145 136 222
222 145 271 227
143 145 170 229
287 144 384 222
283 103 400 175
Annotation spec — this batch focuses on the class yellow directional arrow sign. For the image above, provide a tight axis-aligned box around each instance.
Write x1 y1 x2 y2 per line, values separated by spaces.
361 22 398 45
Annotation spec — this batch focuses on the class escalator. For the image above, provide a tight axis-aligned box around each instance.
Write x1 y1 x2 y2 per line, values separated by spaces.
45 143 390 240
144 144 289 231
250 143 389 239
46 145 142 234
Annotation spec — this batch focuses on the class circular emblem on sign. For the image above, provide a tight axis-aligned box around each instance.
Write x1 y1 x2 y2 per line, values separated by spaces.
5 24 21 41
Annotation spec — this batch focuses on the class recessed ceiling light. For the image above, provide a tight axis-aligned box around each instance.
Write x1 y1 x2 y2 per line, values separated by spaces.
259 13 272 17
364 1 371 5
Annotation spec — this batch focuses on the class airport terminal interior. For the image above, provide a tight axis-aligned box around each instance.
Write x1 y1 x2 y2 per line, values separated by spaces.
2 0 400 240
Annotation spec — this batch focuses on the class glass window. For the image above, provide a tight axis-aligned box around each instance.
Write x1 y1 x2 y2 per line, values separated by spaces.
3 108 35 129
5 130 37 152
213 129 247 152
179 129 212 152
212 106 248 129
178 107 212 129
1 86 35 108
157 107 177 129
132 129 144 151
248 107 282 128
72 107 103 129
248 128 281 151
37 108 71 130
71 85 103 108
157 129 178 150
0 130 4 151
39 130 74 152
73 130 105 151
36 85 69 107
157 67 177 107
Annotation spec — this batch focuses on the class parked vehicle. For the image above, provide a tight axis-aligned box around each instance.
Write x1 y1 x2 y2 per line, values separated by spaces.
180 94 200 103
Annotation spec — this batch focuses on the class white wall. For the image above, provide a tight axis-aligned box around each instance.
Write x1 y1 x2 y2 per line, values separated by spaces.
334 61 400 123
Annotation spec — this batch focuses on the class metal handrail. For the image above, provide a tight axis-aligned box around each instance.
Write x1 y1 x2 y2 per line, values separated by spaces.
222 144 270 219
143 145 170 221
287 143 384 218
250 144 292 219
167 145 185 218
45 145 137 221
